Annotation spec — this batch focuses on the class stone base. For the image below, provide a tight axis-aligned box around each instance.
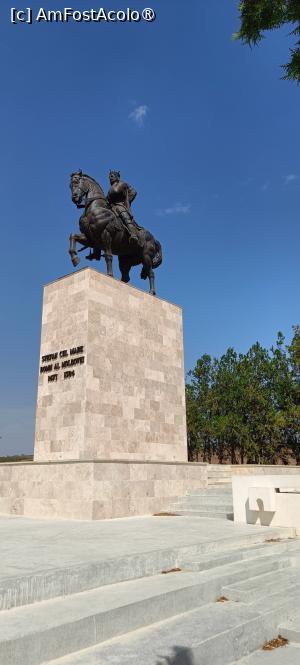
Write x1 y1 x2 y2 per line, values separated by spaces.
0 460 207 520
34 269 187 463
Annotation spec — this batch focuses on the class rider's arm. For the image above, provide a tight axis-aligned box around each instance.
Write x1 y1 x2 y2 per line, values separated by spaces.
127 185 137 203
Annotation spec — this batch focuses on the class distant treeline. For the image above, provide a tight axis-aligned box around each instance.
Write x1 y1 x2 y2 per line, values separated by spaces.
186 326 300 465
0 455 33 463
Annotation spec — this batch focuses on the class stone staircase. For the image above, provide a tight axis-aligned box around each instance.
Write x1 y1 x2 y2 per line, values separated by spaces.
170 486 234 519
1 527 300 665
207 463 233 486
170 465 234 519
230 607 300 663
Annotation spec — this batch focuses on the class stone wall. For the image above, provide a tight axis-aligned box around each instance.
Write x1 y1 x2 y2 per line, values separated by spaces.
0 461 207 520
231 465 300 475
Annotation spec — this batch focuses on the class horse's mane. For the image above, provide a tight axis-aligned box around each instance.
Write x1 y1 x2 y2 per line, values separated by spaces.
82 173 101 185
71 171 103 189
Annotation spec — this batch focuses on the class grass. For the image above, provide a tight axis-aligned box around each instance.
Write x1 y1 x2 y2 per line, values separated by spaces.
0 454 33 463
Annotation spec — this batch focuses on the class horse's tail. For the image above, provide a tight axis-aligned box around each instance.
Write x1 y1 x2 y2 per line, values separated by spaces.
152 240 162 269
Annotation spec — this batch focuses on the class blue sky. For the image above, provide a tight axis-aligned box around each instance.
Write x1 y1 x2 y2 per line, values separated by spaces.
0 1 299 454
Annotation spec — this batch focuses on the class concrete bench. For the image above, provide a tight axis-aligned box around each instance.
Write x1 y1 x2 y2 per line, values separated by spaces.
233 475 300 534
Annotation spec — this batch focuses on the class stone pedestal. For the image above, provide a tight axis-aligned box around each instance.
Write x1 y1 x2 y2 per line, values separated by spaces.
34 268 187 462
0 269 206 521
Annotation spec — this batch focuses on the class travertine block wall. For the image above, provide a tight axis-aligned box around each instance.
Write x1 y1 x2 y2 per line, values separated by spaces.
34 269 187 463
231 465 300 476
0 461 207 520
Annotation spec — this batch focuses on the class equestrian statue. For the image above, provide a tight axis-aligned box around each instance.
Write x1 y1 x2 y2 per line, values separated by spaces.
69 170 162 296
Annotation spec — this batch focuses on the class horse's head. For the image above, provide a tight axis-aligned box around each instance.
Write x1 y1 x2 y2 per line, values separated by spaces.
70 170 86 207
70 170 106 208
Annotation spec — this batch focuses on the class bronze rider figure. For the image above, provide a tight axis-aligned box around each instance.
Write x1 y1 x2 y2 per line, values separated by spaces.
107 170 140 246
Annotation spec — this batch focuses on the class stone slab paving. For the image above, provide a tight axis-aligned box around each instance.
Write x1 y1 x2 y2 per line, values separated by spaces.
1 515 299 665
0 514 294 579
232 644 300 664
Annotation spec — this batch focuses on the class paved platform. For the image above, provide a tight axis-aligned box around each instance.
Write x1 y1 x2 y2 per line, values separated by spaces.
0 514 299 665
0 513 293 579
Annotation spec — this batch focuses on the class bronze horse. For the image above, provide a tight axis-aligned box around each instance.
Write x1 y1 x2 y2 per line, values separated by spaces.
69 171 162 295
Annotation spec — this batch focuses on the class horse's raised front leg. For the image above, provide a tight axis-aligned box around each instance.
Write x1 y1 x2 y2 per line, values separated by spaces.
102 229 114 277
69 233 88 267
69 234 80 266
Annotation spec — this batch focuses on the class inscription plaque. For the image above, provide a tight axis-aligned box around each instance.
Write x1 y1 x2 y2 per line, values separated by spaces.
39 345 85 382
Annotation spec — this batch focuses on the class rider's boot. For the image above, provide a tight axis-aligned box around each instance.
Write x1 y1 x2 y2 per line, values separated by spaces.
127 223 139 247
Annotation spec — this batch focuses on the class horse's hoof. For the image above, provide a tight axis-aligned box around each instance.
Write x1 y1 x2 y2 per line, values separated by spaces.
149 290 156 296
72 256 80 267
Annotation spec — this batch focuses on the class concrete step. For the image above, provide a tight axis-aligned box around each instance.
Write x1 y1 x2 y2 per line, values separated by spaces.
208 470 232 476
174 526 296 557
0 525 295 612
208 482 232 487
222 568 300 603
208 478 232 481
279 609 300 642
230 644 300 665
183 553 292 582
174 501 234 512
178 495 234 506
172 503 233 513
44 585 300 665
0 547 188 611
232 594 300 662
172 507 234 516
208 465 232 471
208 480 232 484
173 509 234 519
187 487 233 496
180 540 295 571
251 582 300 619
208 467 232 472
0 553 292 664
209 465 232 468
39 602 270 665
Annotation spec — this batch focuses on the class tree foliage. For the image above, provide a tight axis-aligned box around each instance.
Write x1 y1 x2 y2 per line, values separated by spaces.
186 329 300 463
234 0 300 83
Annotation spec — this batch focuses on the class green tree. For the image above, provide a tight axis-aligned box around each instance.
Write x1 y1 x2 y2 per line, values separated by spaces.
235 343 273 463
289 325 300 380
186 355 217 462
241 336 296 464
186 329 300 464
212 348 246 464
287 326 300 461
234 0 300 83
